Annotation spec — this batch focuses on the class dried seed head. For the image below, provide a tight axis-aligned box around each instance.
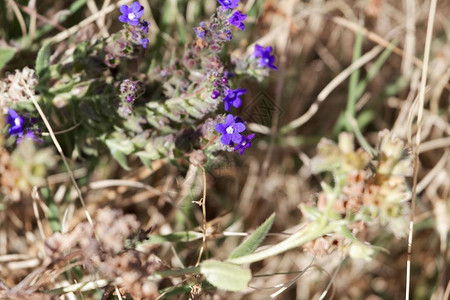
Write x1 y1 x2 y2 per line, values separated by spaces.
0 67 38 113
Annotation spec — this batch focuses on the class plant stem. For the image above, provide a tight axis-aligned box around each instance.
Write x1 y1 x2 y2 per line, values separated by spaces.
226 222 332 265
155 266 201 278
45 279 111 294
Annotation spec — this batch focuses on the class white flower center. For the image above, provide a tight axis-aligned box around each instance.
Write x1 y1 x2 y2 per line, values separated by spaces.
241 140 247 146
226 126 234 134
14 118 21 126
128 12 136 20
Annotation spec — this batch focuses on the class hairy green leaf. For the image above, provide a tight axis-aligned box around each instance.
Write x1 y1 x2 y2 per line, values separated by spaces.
200 260 251 291
109 148 130 171
229 213 275 259
36 42 51 77
0 46 16 71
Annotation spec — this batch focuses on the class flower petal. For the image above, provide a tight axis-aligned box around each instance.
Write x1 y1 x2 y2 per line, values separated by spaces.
131 1 142 12
118 15 129 23
225 114 234 125
224 101 231 111
8 125 22 136
120 5 130 15
135 9 144 18
215 123 225 133
231 133 242 143
236 88 246 95
141 38 149 48
221 134 231 145
8 108 18 119
128 19 140 26
232 98 241 108
235 122 246 132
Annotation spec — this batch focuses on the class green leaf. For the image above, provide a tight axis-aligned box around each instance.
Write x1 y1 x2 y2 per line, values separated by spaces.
229 213 276 259
355 41 396 99
346 28 363 117
0 47 16 71
105 139 134 155
200 260 251 292
36 42 51 77
298 204 323 221
142 231 203 245
105 138 134 170
159 284 192 298
109 148 130 171
335 225 358 242
40 187 61 232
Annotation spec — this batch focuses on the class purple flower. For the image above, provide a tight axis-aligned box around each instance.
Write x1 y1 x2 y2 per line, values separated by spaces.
234 133 255 155
223 70 234 78
119 2 144 26
223 88 246 111
253 44 278 70
7 109 24 136
194 21 206 38
140 20 150 33
211 90 221 99
6 109 42 143
141 38 149 48
224 29 232 40
17 130 43 144
215 114 246 145
126 94 135 103
228 11 246 31
218 0 240 9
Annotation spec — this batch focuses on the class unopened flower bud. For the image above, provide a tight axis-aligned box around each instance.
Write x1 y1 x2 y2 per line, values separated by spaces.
211 90 220 99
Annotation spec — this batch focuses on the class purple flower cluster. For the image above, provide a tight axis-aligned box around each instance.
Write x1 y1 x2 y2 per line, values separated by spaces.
217 0 247 31
194 21 207 38
223 88 246 111
208 73 246 112
215 114 255 155
192 0 247 48
195 1 254 155
6 109 42 143
218 0 240 9
118 1 150 48
253 44 278 70
118 79 143 117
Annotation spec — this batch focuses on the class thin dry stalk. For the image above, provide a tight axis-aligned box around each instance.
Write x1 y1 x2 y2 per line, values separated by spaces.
7 0 28 42
402 0 416 77
281 44 385 134
45 0 132 44
19 77 98 241
17 4 66 32
406 0 437 298
195 167 208 266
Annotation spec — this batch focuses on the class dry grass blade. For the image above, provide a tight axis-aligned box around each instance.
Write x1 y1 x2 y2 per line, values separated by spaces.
19 77 98 240
45 0 133 44
281 44 385 134
406 0 438 298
